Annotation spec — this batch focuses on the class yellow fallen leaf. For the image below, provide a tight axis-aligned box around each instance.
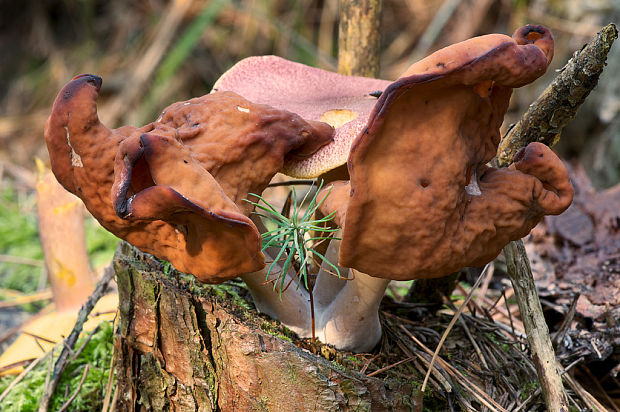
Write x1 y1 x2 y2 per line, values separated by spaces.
0 293 118 375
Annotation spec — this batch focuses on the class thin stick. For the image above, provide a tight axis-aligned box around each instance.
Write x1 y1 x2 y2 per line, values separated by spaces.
501 289 518 346
495 23 618 167
70 325 100 362
100 316 118 412
38 266 115 412
109 383 119 412
359 353 380 374
100 352 116 412
458 317 488 369
57 364 90 412
552 293 579 347
504 240 568 411
21 331 56 345
421 264 489 392
366 356 415 377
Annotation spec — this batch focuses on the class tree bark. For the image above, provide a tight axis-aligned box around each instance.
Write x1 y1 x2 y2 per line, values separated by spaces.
113 242 419 411
337 0 382 77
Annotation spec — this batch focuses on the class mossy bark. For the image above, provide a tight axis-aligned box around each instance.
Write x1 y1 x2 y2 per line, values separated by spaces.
113 242 419 411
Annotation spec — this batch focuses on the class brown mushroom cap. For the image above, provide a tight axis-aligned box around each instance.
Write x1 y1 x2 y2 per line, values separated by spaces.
320 25 572 280
111 133 264 281
152 91 334 214
44 75 332 282
212 56 390 178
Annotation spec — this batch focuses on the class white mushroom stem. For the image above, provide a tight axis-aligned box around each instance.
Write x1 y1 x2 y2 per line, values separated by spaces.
241 227 390 353
312 235 348 307
315 270 389 352
241 266 312 337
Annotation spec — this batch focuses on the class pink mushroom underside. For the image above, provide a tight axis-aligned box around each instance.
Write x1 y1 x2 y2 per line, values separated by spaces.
213 56 391 177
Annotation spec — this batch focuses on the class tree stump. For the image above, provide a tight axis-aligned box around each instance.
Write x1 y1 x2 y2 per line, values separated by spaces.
113 242 419 411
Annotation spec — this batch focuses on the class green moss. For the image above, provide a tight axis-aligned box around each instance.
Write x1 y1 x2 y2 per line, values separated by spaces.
210 283 252 311
521 380 540 401
84 219 119 270
0 321 115 411
0 183 118 301
260 322 293 343
0 185 43 294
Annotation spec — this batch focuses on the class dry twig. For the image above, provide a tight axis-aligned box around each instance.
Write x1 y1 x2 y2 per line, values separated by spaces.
57 364 90 412
495 23 618 167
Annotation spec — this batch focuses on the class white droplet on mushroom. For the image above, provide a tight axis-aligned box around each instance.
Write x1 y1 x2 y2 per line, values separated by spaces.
465 168 482 196
237 106 250 113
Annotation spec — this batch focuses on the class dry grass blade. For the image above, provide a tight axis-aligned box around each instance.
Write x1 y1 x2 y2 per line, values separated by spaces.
100 336 117 412
0 353 47 403
0 254 44 267
101 0 195 125
421 263 489 392
400 325 508 412
366 356 415 377
475 262 494 305
457 317 488 369
413 353 452 393
57 364 90 412
564 373 609 412
0 289 53 309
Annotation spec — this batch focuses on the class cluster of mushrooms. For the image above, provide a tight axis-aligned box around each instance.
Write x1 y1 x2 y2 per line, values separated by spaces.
45 25 573 353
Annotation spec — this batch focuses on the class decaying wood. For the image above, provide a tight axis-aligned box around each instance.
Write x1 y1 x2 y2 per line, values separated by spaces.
113 242 418 411
495 23 618 167
337 0 383 77
504 241 569 412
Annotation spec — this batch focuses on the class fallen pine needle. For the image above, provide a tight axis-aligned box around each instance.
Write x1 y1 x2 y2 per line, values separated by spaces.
400 324 508 412
0 290 53 309
421 263 490 392
366 356 415 377
0 354 48 403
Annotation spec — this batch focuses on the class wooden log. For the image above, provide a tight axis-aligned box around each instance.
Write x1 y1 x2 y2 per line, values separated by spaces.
113 242 418 411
